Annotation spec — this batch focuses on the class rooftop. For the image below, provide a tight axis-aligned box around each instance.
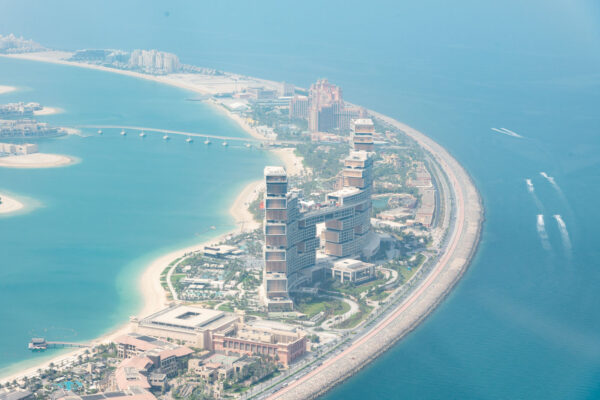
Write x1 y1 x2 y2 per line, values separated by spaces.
146 306 225 330
333 258 373 271
327 187 361 200
0 390 32 400
346 151 371 161
353 118 373 126
264 166 286 176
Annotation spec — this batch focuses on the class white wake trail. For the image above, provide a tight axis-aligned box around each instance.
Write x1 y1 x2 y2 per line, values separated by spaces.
526 178 534 193
539 171 557 186
553 214 572 251
499 127 524 138
491 127 523 139
525 178 544 211
536 214 551 250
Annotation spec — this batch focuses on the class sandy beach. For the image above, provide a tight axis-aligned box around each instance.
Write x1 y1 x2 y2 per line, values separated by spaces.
0 193 24 215
0 172 267 384
0 85 16 95
0 52 281 98
0 50 482 399
270 148 308 177
0 153 76 169
0 51 312 385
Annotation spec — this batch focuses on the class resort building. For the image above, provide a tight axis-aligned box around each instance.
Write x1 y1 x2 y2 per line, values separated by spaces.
351 118 375 151
331 259 375 284
202 244 242 258
0 142 38 156
128 49 180 74
263 166 319 311
131 305 240 349
54 387 156 400
0 390 33 400
0 102 42 118
213 321 307 366
261 119 377 310
188 354 258 382
114 334 193 375
289 95 309 119
308 79 343 133
0 119 61 139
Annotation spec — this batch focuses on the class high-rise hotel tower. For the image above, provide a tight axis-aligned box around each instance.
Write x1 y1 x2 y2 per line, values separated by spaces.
262 119 376 311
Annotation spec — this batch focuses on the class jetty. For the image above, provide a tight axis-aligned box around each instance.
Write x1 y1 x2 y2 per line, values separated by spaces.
28 338 90 351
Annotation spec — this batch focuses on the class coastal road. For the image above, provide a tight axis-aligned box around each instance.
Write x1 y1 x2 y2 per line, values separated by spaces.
260 115 482 400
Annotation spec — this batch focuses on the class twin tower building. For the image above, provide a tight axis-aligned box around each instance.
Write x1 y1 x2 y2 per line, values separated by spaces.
262 119 376 311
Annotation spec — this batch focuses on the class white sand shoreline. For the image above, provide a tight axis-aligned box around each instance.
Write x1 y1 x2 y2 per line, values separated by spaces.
0 153 76 169
0 85 17 95
0 51 306 383
34 106 62 116
0 51 481 399
0 192 24 215
0 175 267 383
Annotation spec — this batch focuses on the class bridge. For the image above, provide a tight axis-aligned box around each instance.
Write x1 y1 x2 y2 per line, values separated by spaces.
78 124 301 145
28 337 90 351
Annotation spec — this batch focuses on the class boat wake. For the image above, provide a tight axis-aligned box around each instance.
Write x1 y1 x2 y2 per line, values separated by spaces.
553 214 572 252
540 171 567 197
536 214 551 250
491 127 524 139
539 171 557 186
526 178 544 211
525 178 534 193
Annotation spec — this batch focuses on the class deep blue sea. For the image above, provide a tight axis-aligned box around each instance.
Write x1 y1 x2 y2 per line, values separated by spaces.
1 0 600 397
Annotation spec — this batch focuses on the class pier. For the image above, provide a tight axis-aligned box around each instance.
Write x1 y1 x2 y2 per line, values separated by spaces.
28 338 90 351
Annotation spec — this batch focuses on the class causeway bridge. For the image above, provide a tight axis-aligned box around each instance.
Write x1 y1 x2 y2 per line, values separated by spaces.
79 124 301 145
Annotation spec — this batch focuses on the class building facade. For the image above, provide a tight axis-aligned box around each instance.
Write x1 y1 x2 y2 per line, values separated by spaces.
213 322 307 366
331 259 375 283
261 119 376 309
289 95 309 120
308 79 343 133
132 305 240 349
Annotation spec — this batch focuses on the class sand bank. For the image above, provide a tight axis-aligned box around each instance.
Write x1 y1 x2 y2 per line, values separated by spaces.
33 106 62 116
0 153 76 169
0 85 16 95
0 193 24 215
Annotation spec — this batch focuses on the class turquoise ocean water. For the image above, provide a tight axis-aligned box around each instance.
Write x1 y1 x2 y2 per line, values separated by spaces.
1 0 600 397
0 58 273 374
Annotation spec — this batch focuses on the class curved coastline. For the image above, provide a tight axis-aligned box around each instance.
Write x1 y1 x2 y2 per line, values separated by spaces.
265 114 484 399
0 53 483 395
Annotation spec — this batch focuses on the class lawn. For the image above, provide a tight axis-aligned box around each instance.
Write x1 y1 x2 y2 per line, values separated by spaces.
292 294 350 318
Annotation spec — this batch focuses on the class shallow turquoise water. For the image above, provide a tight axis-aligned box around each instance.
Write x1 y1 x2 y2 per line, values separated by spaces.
1 1 600 398
0 58 272 374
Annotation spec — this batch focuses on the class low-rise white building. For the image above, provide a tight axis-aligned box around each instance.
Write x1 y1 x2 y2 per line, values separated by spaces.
330 258 375 284
131 305 240 349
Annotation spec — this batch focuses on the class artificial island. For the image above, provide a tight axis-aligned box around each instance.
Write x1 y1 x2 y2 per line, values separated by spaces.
0 34 483 400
